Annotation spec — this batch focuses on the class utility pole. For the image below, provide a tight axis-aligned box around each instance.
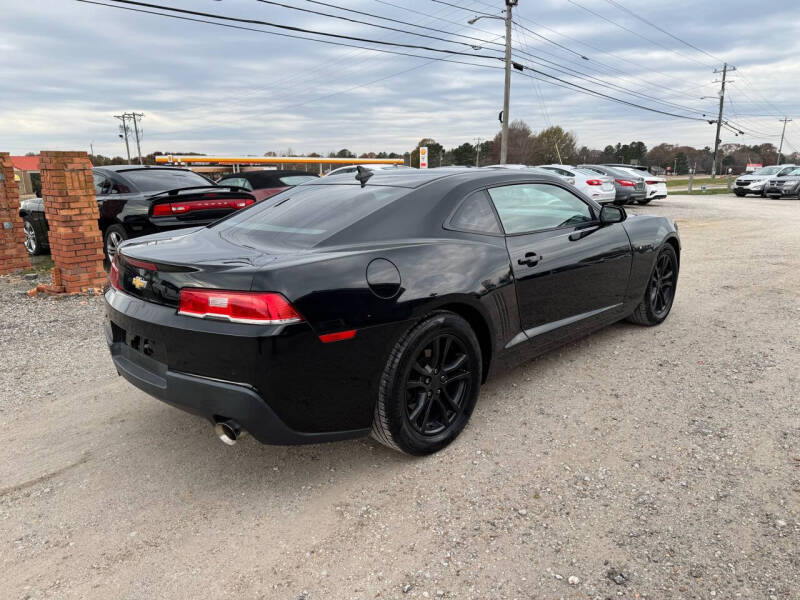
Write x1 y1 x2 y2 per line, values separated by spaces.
130 112 144 165
114 114 132 164
711 63 735 179
777 117 792 164
500 1 516 165
467 1 516 165
474 137 483 167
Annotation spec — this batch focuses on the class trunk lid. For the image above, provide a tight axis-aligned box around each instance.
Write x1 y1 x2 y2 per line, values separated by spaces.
116 227 265 307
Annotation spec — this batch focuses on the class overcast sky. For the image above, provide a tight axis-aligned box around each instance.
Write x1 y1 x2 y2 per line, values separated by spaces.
1 0 799 157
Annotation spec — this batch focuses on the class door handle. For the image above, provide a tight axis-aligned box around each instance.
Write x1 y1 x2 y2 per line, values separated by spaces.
517 252 540 267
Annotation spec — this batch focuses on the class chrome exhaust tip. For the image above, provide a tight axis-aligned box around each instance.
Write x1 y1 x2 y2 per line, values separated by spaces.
214 420 245 445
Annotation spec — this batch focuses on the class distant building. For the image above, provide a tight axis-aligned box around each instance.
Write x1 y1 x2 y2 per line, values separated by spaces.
10 155 40 197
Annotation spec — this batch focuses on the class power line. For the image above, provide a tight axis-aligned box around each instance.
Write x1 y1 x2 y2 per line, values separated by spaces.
100 0 504 61
513 65 708 122
299 0 507 50
76 0 502 68
565 0 713 69
429 0 495 17
253 0 502 51
601 0 722 64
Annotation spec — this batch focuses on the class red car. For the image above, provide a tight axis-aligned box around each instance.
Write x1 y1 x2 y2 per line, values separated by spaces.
217 170 318 201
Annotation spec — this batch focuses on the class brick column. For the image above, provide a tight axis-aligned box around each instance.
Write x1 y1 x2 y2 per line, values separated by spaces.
0 153 31 274
39 151 106 293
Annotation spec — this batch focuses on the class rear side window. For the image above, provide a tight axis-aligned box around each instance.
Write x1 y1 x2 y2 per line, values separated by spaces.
449 191 501 234
217 184 407 249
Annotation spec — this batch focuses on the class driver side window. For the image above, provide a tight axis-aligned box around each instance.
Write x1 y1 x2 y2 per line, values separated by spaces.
488 183 593 234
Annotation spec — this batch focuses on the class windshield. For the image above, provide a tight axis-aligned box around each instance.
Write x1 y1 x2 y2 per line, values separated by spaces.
216 184 408 249
121 169 212 192
753 166 782 176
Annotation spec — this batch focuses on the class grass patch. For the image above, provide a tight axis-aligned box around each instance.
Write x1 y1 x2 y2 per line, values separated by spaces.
666 177 731 188
671 188 735 195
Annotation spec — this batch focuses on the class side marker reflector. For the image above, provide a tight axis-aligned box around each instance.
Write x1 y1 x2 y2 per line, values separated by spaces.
319 330 357 343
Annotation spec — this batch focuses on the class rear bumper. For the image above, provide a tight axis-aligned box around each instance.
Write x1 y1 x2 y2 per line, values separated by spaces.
104 288 399 444
108 337 367 444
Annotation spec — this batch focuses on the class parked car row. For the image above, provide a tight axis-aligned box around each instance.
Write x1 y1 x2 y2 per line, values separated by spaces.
18 166 318 256
733 164 798 197
486 163 664 206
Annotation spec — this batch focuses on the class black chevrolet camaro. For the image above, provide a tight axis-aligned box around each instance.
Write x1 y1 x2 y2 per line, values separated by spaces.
105 168 680 455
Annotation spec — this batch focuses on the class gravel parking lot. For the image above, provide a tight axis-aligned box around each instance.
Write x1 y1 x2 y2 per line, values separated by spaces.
1 193 798 599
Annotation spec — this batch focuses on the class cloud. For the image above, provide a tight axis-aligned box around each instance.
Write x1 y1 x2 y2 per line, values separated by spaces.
0 0 798 157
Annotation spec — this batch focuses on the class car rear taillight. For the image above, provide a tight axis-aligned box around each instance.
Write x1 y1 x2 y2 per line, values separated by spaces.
645 180 659 185
152 197 254 216
109 255 121 290
178 289 302 324
616 179 636 187
585 179 604 186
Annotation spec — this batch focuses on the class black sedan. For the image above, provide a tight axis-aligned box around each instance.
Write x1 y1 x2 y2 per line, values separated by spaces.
105 168 680 455
19 165 256 257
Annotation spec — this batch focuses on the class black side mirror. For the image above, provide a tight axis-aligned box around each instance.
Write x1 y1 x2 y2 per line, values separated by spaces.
600 204 626 225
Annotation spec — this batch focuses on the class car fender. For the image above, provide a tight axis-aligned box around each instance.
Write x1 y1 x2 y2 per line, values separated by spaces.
622 215 680 305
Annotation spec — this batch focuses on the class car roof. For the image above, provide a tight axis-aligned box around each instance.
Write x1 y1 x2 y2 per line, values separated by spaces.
306 166 567 189
96 165 194 173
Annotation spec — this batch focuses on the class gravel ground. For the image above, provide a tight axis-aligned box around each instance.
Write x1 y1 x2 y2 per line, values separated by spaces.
1 194 798 599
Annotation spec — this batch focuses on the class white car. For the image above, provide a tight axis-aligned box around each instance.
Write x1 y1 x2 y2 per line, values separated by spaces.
536 164 617 204
733 164 797 197
325 164 410 176
614 167 667 204
483 164 530 170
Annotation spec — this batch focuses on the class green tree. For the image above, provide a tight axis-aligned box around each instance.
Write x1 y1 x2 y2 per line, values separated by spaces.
451 142 476 166
674 152 688 175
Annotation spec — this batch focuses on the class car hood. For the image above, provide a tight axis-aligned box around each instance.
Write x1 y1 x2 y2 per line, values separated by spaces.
736 174 771 182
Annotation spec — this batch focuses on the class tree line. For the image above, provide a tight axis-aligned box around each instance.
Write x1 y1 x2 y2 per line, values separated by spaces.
81 119 799 174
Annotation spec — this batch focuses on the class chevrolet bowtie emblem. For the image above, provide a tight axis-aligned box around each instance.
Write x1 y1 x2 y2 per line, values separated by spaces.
131 276 147 290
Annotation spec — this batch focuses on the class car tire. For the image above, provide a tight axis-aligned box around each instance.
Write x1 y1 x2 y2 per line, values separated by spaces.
371 311 482 455
734 190 745 197
768 194 780 199
637 198 653 205
627 244 679 327
22 218 43 256
104 224 128 259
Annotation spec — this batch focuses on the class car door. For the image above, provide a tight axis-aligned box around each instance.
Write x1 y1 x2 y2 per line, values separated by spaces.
488 182 632 345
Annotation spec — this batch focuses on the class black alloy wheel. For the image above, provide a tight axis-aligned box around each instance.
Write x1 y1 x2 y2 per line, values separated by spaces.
405 334 472 437
372 311 482 455
627 244 679 326
648 250 677 320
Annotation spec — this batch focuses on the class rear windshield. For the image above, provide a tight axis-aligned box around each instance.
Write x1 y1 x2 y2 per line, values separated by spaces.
121 169 212 192
279 175 318 186
216 184 407 249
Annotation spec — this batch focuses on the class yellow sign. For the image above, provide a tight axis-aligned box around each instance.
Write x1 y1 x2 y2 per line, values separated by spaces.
14 173 20 182
419 146 428 169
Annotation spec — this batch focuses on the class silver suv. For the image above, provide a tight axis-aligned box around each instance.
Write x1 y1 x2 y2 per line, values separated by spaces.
733 165 797 197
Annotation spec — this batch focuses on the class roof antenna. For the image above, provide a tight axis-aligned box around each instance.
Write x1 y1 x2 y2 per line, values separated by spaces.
355 165 373 188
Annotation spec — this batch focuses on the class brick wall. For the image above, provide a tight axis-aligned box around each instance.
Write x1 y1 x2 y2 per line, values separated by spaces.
0 153 31 274
39 151 106 293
